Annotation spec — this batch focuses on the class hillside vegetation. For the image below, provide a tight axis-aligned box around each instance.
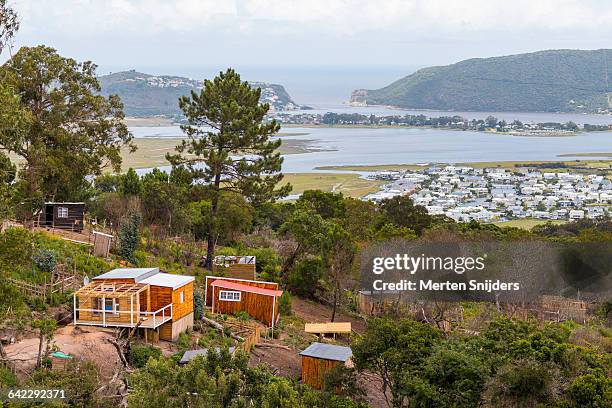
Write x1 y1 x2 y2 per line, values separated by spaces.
99 70 301 117
351 49 612 113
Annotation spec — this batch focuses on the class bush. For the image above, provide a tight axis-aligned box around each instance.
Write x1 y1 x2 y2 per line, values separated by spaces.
31 249 57 273
193 291 204 321
118 212 141 264
278 292 292 316
567 373 611 408
128 344 162 368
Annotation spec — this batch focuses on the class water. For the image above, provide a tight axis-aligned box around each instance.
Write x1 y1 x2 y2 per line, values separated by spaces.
130 125 612 174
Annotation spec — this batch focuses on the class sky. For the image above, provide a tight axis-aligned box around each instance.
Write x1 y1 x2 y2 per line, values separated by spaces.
5 0 612 103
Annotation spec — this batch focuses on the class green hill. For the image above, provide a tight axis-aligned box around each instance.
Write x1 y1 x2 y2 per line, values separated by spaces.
351 49 612 113
99 70 301 117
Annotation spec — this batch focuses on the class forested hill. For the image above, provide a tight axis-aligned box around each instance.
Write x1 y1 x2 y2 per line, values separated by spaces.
351 49 612 113
98 70 302 117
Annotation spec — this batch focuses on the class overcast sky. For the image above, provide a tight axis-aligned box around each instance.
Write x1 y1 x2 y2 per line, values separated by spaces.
5 0 612 102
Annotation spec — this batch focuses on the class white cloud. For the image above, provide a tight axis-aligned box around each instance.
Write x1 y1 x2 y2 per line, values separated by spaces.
15 0 612 37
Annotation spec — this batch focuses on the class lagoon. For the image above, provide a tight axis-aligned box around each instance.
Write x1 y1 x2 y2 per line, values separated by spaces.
129 126 612 174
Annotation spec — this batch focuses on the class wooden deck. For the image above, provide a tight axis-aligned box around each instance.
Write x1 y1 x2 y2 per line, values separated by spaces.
304 322 352 335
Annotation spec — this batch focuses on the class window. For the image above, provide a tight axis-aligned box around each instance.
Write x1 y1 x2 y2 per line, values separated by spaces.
219 290 241 302
179 291 184 304
57 207 68 218
96 298 119 315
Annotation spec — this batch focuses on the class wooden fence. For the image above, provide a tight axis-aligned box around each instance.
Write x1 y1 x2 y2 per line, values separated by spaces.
7 265 80 299
225 322 262 352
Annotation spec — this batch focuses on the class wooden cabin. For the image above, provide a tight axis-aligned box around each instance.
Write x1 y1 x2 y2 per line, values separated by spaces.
73 268 194 341
204 276 282 329
212 255 256 280
40 202 85 232
300 342 353 389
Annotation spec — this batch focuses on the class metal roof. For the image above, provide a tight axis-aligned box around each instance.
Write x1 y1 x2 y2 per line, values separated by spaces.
93 268 159 282
299 342 352 362
211 279 283 297
179 347 236 365
140 272 195 289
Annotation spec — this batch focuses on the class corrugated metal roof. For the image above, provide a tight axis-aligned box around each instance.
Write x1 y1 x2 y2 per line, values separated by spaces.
140 272 195 289
211 279 283 297
93 267 159 281
179 347 236 365
299 342 352 362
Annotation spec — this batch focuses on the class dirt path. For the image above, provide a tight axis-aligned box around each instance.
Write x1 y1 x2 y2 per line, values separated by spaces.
5 325 122 378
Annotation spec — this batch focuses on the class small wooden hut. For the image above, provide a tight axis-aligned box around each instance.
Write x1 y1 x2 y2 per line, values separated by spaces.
212 255 257 280
204 276 282 329
300 342 353 389
40 202 85 232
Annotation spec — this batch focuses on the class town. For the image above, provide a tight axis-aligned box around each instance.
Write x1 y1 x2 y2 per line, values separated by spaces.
365 165 612 223
269 111 612 134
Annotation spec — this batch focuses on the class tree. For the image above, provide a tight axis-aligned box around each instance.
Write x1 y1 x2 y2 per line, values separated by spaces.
119 212 141 264
0 46 134 216
379 195 433 235
352 318 442 408
32 316 56 368
167 68 290 269
0 0 19 55
297 190 346 219
121 168 142 196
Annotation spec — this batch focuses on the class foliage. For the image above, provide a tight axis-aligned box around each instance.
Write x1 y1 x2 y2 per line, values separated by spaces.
0 0 19 55
167 68 290 268
0 46 134 215
26 361 100 407
118 212 141 264
288 257 325 298
193 290 204 320
363 49 612 113
566 373 612 408
378 195 434 235
129 351 365 408
297 190 346 219
278 291 292 316
129 344 163 368
31 248 57 273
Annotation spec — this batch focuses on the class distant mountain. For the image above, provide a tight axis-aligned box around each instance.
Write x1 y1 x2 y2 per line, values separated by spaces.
351 49 612 113
98 70 303 117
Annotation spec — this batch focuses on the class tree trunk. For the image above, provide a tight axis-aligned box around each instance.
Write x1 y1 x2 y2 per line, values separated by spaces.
36 331 44 368
331 276 339 322
280 244 301 285
205 177 221 270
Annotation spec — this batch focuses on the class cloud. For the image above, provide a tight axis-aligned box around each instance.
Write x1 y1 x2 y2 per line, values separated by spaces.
14 0 612 38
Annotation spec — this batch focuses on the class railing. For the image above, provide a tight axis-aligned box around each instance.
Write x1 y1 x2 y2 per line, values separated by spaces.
74 303 173 328
139 304 173 328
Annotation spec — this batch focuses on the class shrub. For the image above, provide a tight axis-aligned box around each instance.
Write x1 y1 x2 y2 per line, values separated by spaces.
128 344 162 368
31 249 57 273
193 291 204 321
278 292 292 316
118 212 141 264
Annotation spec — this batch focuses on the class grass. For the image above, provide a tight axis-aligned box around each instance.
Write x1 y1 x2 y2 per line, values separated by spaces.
281 173 383 198
494 218 567 230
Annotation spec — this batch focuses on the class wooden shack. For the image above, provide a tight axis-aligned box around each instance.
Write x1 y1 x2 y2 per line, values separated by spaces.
212 255 256 280
40 202 85 232
204 276 282 329
73 267 195 341
300 342 353 389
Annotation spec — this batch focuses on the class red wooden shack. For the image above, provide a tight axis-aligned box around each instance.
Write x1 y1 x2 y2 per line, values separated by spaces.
204 276 282 329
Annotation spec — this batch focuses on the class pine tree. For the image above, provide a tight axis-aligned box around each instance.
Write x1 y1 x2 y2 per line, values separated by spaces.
167 68 290 268
119 212 141 264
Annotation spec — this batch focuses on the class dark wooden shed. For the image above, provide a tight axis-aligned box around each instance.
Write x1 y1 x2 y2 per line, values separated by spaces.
300 342 353 389
41 202 85 232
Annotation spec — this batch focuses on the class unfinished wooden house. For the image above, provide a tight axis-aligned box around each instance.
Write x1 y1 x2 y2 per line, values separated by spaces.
300 342 353 389
212 255 256 280
39 202 85 232
204 276 282 329
73 268 194 341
